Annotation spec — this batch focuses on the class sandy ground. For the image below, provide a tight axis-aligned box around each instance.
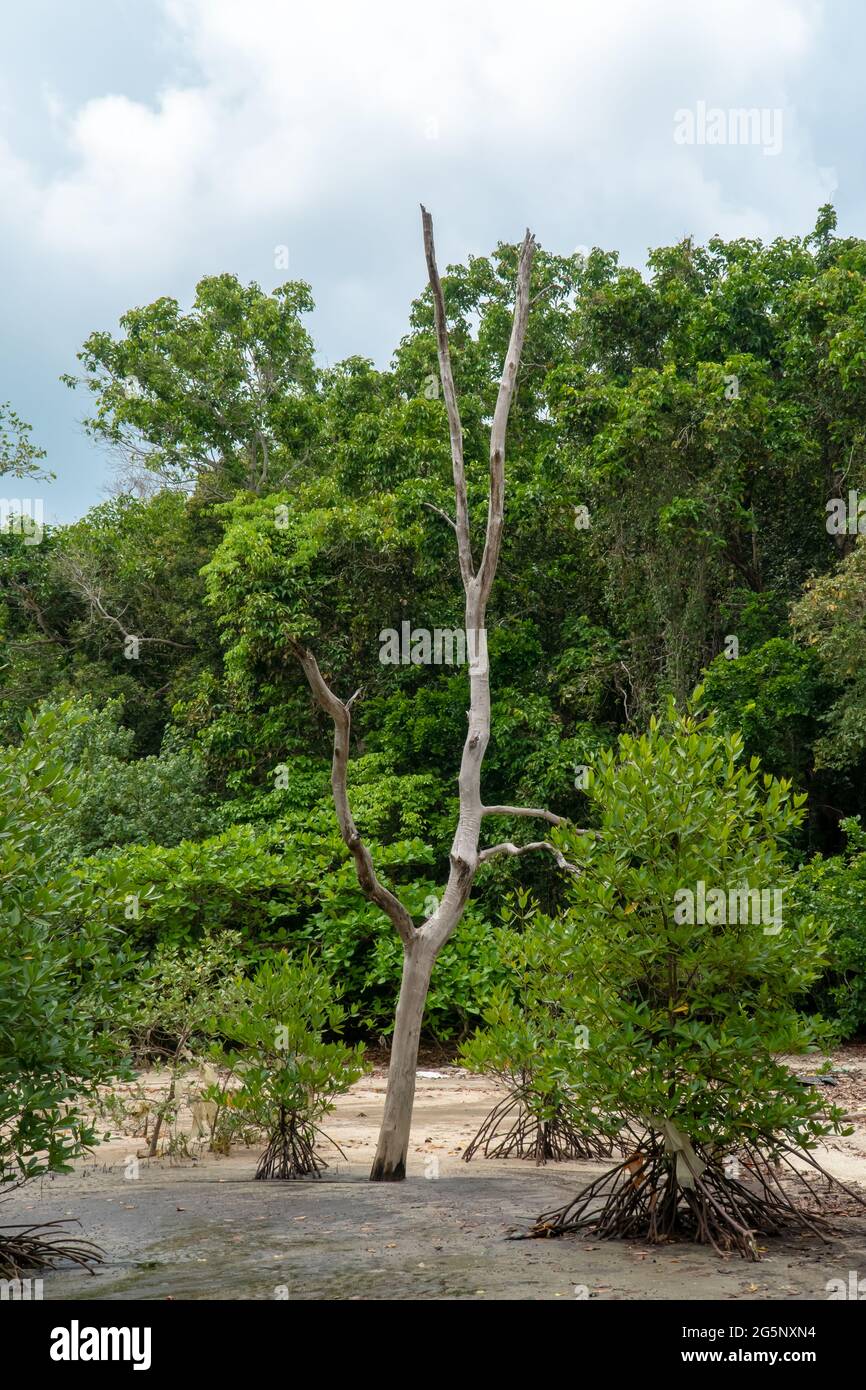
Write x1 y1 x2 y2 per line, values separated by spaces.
6 1049 866 1301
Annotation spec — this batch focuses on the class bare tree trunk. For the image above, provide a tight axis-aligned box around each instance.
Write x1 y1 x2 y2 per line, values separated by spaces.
369 936 436 1180
286 209 585 1182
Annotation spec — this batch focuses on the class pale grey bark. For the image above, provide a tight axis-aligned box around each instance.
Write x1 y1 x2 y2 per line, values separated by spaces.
478 841 581 873
286 638 414 946
289 209 583 1182
482 805 566 825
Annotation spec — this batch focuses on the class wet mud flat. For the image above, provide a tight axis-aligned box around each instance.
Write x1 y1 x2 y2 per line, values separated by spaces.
8 1155 866 1302
7 1059 866 1301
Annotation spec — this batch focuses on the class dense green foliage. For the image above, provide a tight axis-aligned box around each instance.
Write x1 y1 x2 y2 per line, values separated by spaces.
790 817 866 1037
76 815 507 1038
0 705 133 1187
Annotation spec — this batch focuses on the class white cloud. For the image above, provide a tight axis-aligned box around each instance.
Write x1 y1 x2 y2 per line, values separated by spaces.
0 0 831 276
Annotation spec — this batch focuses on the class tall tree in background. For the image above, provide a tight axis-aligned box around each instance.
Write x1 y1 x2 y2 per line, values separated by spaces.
0 403 50 481
64 275 320 500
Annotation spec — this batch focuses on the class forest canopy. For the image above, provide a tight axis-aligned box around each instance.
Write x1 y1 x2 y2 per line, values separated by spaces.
2 203 865 1044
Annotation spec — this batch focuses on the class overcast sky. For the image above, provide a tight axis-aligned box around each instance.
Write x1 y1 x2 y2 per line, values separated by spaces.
0 0 861 522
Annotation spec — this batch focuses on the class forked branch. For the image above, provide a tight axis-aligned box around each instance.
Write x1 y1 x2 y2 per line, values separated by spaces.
476 228 536 604
482 805 565 826
478 840 581 875
421 204 474 588
287 637 414 944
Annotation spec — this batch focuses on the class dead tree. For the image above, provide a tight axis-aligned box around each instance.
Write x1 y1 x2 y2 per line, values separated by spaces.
288 207 583 1181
